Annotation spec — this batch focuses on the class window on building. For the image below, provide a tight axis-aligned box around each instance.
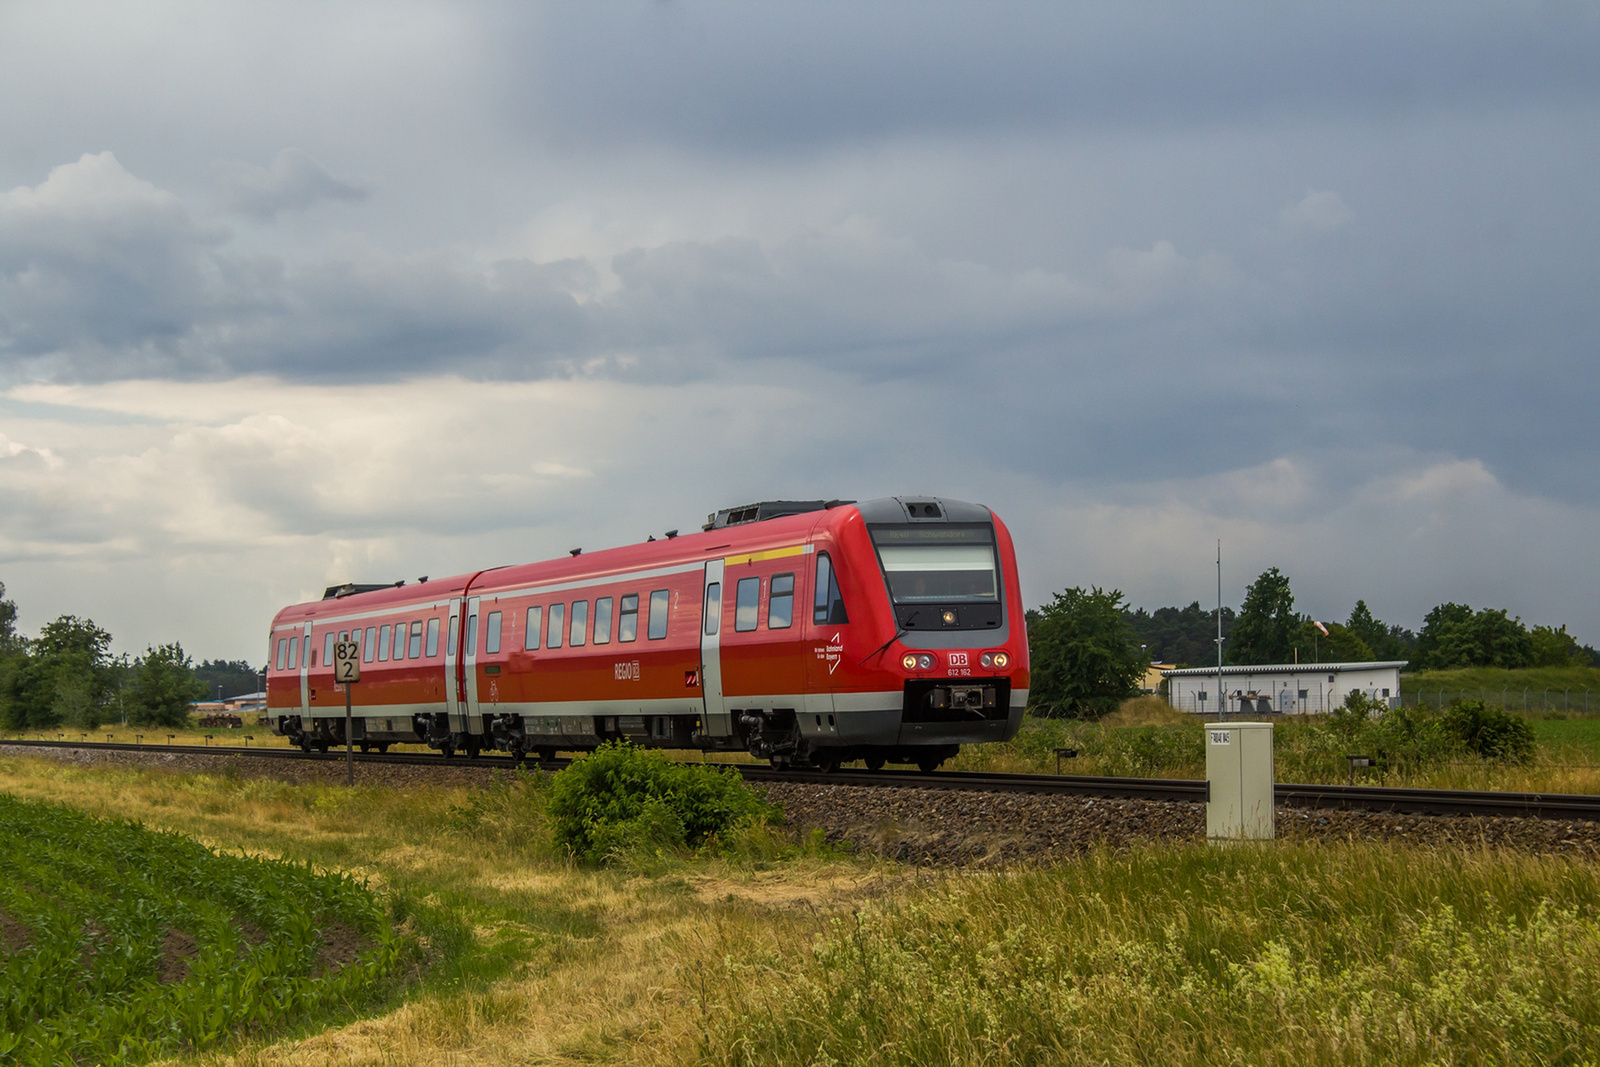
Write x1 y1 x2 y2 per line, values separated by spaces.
768 573 794 629
547 603 565 648
525 606 542 650
703 583 721 635
593 597 613 645
363 627 377 662
570 601 589 647
618 595 639 642
1298 689 1308 700
813 553 848 624
486 611 502 655
648 589 670 640
288 637 299 670
1197 690 1207 702
408 621 423 659
735 577 759 632
377 625 391 662
275 638 287 671
1382 688 1390 698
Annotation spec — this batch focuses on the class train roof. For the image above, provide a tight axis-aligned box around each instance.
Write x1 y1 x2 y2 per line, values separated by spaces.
272 495 996 625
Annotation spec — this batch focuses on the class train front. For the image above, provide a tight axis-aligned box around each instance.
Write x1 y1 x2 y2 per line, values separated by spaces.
821 496 1030 769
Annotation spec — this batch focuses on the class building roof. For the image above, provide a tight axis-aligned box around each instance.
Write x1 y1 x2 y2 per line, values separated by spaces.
1162 661 1409 677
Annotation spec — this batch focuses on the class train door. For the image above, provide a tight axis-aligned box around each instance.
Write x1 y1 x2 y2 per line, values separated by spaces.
463 595 483 737
299 620 312 716
801 550 839 717
701 560 732 737
445 598 464 732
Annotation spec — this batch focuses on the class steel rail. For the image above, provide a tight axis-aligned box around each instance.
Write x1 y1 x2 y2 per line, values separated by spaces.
4 738 1599 820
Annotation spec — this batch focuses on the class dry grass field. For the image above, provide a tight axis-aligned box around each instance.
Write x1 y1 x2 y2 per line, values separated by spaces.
3 747 1600 1065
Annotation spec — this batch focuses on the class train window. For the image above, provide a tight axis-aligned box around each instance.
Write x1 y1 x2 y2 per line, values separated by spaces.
648 589 670 640
363 627 377 662
547 603 565 648
734 577 759 632
571 601 589 647
275 638 286 671
814 553 849 624
618 595 639 642
449 614 460 657
319 632 332 668
525 606 542 650
703 583 721 636
768 573 795 629
288 636 299 670
408 621 423 659
377 625 390 661
426 618 440 658
395 623 408 660
593 597 613 645
486 611 502 655
464 612 477 657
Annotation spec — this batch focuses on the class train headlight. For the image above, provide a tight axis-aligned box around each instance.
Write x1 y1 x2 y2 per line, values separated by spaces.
980 652 993 667
902 653 918 670
941 609 957 625
993 652 1009 668
903 653 935 671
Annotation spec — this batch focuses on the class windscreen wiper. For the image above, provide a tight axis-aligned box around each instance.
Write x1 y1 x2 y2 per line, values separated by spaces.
860 625 911 666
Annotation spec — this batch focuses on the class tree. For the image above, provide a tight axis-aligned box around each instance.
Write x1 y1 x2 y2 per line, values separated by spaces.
1228 568 1299 665
128 643 207 727
194 659 262 699
1 615 114 730
1530 624 1585 668
1293 620 1373 664
1028 587 1146 718
1414 603 1533 670
0 581 18 654
1123 601 1236 667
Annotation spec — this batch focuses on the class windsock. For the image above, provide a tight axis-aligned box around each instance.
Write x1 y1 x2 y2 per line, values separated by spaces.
1312 620 1329 636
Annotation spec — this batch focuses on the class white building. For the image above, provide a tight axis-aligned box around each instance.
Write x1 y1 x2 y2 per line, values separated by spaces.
1162 661 1407 715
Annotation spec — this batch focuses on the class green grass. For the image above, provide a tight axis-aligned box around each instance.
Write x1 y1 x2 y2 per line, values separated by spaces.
0 793 403 1066
691 842 1600 1066
1402 666 1600 710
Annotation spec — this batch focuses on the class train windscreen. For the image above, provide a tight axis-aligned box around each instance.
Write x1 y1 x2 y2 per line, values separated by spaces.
870 525 998 604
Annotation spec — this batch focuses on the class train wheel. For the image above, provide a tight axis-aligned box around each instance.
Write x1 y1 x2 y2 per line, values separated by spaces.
298 738 312 754
441 743 455 759
916 755 942 774
317 742 330 754
377 743 390 754
359 742 370 753
814 752 841 774
865 756 886 772
466 740 481 759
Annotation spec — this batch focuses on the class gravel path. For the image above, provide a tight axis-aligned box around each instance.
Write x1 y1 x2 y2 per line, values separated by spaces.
7 744 1600 866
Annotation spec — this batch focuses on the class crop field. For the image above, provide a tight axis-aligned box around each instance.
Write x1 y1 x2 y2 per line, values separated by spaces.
2 750 1599 1065
0 792 403 1066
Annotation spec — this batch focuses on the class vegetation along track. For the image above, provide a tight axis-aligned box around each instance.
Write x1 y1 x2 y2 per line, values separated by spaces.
6 737 1600 821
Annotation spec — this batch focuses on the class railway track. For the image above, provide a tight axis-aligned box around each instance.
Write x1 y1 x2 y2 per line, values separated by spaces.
5 738 1600 821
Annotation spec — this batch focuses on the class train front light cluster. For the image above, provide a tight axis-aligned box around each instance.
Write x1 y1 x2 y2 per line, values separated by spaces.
901 652 937 671
981 651 1010 668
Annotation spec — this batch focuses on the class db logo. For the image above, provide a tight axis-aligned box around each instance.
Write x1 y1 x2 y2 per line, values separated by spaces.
948 652 969 667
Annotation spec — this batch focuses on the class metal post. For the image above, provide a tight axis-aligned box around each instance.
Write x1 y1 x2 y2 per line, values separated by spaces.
1209 543 1222 726
1544 688 1550 712
345 682 354 786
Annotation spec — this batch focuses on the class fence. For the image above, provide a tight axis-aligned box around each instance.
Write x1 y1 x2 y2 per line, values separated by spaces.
1403 689 1593 713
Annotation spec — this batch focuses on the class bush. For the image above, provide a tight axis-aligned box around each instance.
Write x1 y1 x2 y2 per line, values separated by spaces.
546 742 780 864
1442 699 1536 763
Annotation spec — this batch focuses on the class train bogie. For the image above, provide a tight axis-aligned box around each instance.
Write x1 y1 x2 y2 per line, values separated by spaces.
266 496 1031 770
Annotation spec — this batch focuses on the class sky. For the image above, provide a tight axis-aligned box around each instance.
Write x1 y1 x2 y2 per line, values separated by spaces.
2 1 1598 663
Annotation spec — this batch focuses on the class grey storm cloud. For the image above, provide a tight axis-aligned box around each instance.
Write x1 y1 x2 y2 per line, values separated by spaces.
214 148 367 219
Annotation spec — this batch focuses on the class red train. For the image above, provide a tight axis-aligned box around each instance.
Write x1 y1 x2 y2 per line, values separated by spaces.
265 496 1029 771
